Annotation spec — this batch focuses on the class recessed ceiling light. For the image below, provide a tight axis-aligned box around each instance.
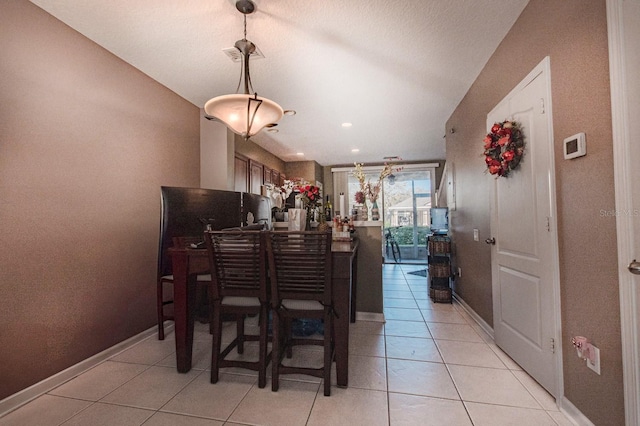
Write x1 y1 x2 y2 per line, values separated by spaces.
283 110 297 116
351 149 360 153
296 152 304 156
341 122 352 128
267 128 279 133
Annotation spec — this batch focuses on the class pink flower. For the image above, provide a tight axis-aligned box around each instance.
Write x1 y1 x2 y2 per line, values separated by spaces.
483 135 493 149
502 150 515 162
497 136 510 146
491 123 502 134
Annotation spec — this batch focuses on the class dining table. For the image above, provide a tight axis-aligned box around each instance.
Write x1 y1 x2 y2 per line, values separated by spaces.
168 237 358 387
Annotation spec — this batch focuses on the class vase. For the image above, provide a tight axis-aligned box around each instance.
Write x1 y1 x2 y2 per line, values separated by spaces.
371 200 380 221
305 206 315 230
359 201 368 221
317 220 330 232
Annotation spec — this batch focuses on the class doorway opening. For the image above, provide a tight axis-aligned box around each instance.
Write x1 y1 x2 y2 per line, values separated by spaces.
382 168 434 264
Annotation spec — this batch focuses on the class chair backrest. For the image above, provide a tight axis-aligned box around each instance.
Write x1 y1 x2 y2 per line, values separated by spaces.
204 230 268 302
266 231 332 304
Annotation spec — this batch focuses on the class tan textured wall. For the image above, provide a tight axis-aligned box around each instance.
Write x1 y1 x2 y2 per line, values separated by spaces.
0 1 200 400
445 1 623 424
235 136 286 173
284 161 322 185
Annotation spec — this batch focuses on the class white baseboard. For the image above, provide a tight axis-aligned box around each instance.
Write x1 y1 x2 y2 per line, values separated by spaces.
452 292 494 340
559 396 595 426
356 311 385 322
0 323 171 418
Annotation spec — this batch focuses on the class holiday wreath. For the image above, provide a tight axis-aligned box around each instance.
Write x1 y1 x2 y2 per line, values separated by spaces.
483 120 525 177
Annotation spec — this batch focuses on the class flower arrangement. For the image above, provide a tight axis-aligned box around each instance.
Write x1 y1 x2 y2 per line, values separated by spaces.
280 179 295 198
296 184 321 209
483 120 525 177
353 162 402 204
352 163 368 194
265 179 296 210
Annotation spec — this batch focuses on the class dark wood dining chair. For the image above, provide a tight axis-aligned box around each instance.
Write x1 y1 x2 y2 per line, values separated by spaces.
204 230 270 388
265 230 334 396
157 236 212 340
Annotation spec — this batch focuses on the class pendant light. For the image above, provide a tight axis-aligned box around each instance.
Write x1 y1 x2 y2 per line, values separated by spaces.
204 0 283 139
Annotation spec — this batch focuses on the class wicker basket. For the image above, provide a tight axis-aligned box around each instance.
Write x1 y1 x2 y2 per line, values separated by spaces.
429 263 451 278
428 238 451 254
429 286 452 303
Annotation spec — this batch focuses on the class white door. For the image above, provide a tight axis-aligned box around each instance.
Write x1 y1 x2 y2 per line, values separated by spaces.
488 57 560 396
608 1 640 424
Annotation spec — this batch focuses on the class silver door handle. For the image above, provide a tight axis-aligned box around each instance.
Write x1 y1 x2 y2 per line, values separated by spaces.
485 237 496 245
629 260 640 275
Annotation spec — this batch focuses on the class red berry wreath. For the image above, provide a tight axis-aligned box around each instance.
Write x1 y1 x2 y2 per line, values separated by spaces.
483 120 525 177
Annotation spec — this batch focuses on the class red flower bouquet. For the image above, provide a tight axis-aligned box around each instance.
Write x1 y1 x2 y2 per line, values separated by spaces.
296 184 321 208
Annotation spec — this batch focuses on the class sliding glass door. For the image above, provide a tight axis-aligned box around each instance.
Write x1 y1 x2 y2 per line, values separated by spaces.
382 168 433 263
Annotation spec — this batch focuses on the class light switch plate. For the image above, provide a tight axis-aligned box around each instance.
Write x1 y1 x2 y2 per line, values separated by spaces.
587 346 601 375
473 229 479 241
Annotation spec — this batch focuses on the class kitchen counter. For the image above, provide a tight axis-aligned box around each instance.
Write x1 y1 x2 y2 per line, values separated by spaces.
272 220 383 229
270 220 384 318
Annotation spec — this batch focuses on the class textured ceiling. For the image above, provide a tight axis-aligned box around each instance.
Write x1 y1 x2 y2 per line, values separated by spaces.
29 0 529 166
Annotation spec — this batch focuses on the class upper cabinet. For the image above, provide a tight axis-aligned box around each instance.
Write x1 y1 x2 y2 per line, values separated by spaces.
249 160 264 195
234 154 286 195
234 155 249 193
264 166 272 185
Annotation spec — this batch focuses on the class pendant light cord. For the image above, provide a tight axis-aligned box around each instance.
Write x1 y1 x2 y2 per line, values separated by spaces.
243 14 247 41
235 13 254 95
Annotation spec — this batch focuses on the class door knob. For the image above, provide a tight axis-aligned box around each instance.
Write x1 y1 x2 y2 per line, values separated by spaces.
629 260 640 275
485 237 496 245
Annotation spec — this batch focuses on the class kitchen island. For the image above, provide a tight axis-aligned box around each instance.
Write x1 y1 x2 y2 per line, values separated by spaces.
273 220 383 319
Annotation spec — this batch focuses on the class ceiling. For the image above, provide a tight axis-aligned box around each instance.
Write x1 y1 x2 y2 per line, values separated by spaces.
29 0 529 166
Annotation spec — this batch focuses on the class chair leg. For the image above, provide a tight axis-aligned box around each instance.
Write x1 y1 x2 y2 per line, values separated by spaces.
323 311 332 396
271 311 281 392
237 315 245 354
284 319 293 358
208 282 215 335
210 302 222 383
157 280 167 340
258 303 268 388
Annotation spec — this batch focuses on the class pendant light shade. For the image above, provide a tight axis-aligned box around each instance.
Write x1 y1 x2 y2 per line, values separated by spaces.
205 1 284 139
205 94 283 138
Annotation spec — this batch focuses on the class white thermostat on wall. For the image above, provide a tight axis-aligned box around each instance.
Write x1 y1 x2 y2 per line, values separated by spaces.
563 132 586 159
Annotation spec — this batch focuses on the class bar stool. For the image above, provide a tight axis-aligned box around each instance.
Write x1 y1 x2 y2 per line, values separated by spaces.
204 230 270 388
266 230 334 396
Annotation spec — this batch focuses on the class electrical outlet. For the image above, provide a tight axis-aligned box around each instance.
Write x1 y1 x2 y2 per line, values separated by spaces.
473 229 479 241
587 345 601 375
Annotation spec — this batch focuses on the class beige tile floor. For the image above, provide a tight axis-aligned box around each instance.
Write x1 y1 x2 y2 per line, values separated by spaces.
0 264 576 426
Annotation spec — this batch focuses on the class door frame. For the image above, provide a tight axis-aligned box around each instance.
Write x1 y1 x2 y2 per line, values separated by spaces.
607 1 639 424
489 57 564 399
